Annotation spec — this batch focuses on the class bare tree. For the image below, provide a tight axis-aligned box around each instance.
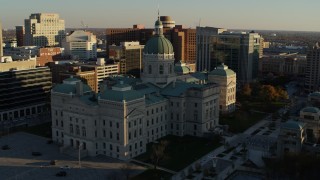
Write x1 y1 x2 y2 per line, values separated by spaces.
150 140 168 169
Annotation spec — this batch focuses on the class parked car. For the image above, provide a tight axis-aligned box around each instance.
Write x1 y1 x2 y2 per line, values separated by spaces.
60 165 71 169
32 152 42 156
56 171 67 177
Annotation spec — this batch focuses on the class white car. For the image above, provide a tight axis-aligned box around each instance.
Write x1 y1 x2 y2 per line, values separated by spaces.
60 165 71 169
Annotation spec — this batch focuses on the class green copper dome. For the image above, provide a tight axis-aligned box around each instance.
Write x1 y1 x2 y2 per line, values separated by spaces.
144 35 174 54
155 19 162 26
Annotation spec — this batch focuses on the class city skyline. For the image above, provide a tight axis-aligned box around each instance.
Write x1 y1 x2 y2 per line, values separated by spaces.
0 0 320 31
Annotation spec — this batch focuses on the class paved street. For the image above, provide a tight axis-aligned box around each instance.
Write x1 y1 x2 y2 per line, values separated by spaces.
0 132 144 180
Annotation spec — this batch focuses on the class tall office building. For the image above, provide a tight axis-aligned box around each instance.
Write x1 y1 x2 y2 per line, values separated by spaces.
16 26 25 47
24 13 65 47
197 27 262 84
196 27 226 72
0 22 3 57
109 42 144 77
62 30 97 60
172 26 196 64
305 42 320 93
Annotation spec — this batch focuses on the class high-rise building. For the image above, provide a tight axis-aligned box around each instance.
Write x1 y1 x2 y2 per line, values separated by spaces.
0 22 3 57
24 13 65 47
196 26 226 72
109 42 144 77
0 64 52 125
62 30 97 60
305 42 320 93
197 27 262 84
15 26 25 47
172 26 196 64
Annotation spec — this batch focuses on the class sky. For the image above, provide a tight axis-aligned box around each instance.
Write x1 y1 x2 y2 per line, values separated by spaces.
0 0 320 31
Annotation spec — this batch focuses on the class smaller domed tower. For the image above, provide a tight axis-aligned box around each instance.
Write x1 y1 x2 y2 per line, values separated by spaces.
141 16 176 87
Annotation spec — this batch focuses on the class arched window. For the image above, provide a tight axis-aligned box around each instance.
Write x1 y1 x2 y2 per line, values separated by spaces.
159 65 164 74
148 65 152 74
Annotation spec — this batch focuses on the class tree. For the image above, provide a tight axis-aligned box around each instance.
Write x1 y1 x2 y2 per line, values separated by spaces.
150 140 168 169
259 85 278 102
242 83 252 97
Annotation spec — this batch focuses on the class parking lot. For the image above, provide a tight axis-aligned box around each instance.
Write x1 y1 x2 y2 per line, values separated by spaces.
0 132 144 180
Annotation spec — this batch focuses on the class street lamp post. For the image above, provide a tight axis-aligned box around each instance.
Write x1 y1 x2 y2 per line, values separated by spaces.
78 142 83 168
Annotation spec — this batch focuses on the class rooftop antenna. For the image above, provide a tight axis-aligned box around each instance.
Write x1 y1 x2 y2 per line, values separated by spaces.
157 3 160 19
81 20 88 30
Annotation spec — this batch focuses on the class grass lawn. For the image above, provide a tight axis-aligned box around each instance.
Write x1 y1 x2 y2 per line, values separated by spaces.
130 169 172 180
242 101 287 113
135 135 221 171
220 111 266 133
5 122 52 138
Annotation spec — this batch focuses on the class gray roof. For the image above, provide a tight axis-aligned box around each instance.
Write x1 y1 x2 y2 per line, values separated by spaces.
99 89 144 102
301 107 320 113
63 77 81 82
52 84 92 94
281 120 305 130
113 83 131 89
210 64 235 77
145 94 167 105
79 95 98 106
161 82 206 97
309 92 320 97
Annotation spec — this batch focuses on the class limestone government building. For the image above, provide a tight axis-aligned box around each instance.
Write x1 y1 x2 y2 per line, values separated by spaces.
51 16 236 160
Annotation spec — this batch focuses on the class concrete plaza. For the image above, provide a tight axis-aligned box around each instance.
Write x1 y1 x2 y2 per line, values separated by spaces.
0 132 144 180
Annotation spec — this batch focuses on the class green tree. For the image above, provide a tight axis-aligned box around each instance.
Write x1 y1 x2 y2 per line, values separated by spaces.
242 83 252 97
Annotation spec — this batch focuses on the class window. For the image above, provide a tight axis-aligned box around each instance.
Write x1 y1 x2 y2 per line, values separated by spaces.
110 144 113 150
147 120 149 127
103 143 106 149
129 132 131 140
194 124 197 130
129 122 131 128
110 131 113 139
139 128 142 135
194 103 198 107
159 65 164 74
134 130 137 138
76 125 80 135
103 120 105 126
169 64 172 73
103 130 106 137
82 127 86 137
110 121 112 127
176 114 179 121
117 122 119 128
140 141 143 147
148 65 152 74
194 110 198 121
134 120 136 126
61 121 63 127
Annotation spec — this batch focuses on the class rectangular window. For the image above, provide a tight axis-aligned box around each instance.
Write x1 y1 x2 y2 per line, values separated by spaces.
110 121 112 127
